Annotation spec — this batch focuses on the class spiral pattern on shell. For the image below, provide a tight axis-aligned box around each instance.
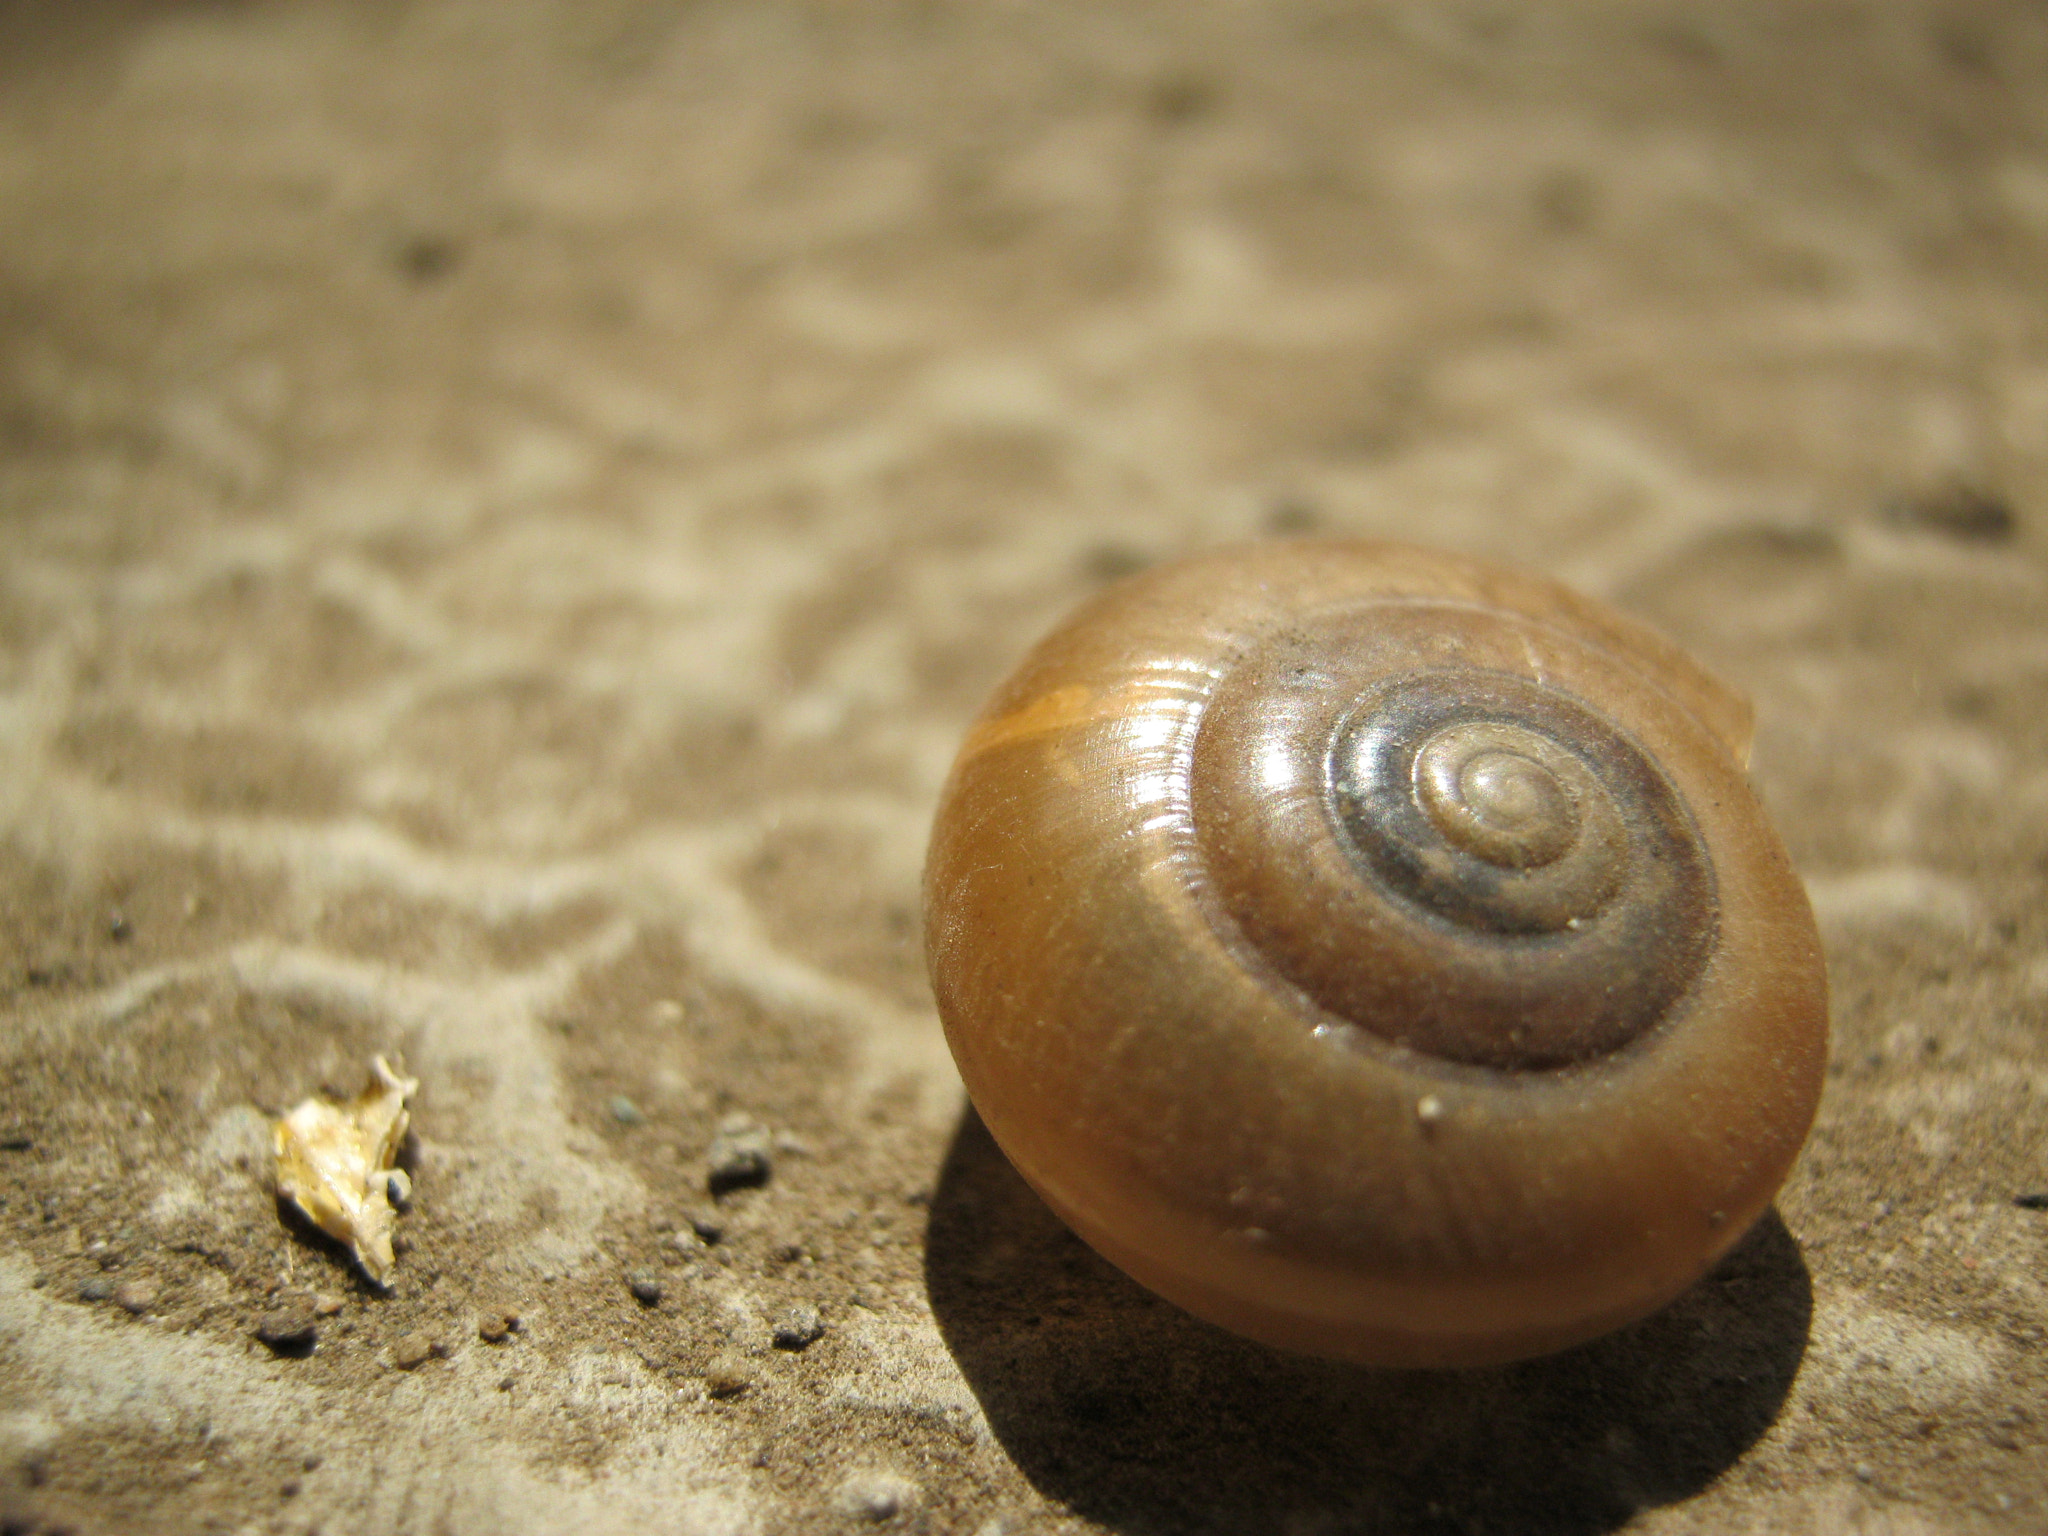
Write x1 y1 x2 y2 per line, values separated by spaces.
925 540 1828 1367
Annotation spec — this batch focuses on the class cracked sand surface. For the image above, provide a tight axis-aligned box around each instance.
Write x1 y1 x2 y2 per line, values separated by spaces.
0 3 2045 1532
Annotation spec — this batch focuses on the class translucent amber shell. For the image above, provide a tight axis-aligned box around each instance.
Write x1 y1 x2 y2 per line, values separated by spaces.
924 540 1828 1367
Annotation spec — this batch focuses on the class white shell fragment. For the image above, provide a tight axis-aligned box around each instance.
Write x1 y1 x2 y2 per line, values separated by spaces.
272 1056 419 1288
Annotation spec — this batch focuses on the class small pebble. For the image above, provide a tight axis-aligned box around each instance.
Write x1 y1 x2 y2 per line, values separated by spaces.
384 1169 413 1212
1881 482 2016 542
394 233 461 282
608 1095 645 1127
78 1276 116 1303
279 1479 301 1499
254 1305 320 1352
687 1212 725 1244
115 1280 158 1315
627 1271 663 1306
703 1352 758 1399
311 1293 346 1318
392 1330 446 1370
2014 1193 2048 1211
1082 541 1150 585
107 912 132 942
772 1304 825 1351
707 1116 773 1197
478 1308 521 1343
838 1473 920 1523
1266 498 1319 535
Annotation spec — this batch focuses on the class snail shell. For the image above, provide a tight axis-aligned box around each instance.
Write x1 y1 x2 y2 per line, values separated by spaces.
924 540 1828 1368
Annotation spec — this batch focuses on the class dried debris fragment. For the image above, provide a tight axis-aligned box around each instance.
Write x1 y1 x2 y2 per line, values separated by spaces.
272 1055 418 1288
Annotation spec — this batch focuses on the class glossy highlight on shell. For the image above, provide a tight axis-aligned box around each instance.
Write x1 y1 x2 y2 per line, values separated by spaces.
923 539 1829 1368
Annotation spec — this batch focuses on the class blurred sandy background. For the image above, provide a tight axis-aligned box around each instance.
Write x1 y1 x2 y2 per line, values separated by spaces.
0 2 2044 1532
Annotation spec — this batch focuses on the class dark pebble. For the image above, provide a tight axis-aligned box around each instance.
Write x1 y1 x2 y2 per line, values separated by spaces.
707 1119 773 1197
1265 498 1320 535
78 1276 116 1303
772 1304 825 1351
1882 482 2017 542
396 233 461 282
255 1305 319 1352
2016 1193 2048 1210
627 1271 663 1306
1081 541 1150 585
687 1213 725 1244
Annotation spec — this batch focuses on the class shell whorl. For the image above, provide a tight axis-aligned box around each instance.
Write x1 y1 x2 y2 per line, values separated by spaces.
1191 611 1720 1072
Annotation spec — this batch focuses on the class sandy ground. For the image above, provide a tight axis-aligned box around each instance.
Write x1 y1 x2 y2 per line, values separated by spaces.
0 2 2044 1532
